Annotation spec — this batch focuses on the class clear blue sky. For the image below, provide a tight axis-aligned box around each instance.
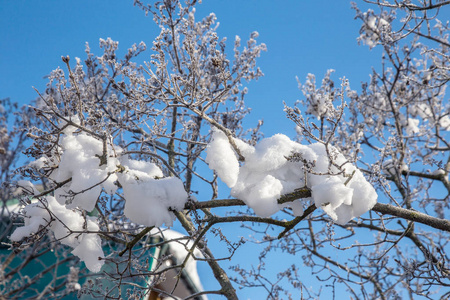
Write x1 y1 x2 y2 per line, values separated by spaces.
0 1 388 298
0 0 383 137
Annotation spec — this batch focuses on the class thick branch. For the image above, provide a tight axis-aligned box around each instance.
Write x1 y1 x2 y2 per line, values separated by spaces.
277 204 317 239
173 211 238 300
185 187 312 210
119 226 154 257
186 188 450 233
372 203 450 232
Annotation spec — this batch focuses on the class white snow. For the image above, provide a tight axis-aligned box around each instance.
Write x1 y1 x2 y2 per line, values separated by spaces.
10 121 190 274
413 103 433 119
117 160 188 227
228 134 312 217
312 176 354 220
28 157 48 169
17 180 41 195
233 172 284 217
432 169 446 176
439 116 450 131
42 120 188 227
280 199 305 216
206 130 378 224
358 12 390 49
10 195 105 273
307 142 377 224
406 118 420 135
50 129 119 212
205 129 239 188
10 122 378 281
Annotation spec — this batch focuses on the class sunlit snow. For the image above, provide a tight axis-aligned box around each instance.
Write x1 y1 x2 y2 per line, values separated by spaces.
10 195 105 272
206 130 377 224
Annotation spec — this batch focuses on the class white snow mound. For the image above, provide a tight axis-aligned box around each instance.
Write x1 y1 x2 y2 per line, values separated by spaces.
10 195 105 272
206 130 377 224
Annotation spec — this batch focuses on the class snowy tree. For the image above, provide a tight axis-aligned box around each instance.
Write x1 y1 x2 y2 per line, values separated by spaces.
1 0 450 299
1 99 26 245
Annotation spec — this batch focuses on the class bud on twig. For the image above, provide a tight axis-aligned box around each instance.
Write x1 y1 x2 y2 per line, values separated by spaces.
61 55 70 63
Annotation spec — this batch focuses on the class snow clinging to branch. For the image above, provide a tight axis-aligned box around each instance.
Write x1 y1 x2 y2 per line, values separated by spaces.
206 130 377 224
10 195 105 273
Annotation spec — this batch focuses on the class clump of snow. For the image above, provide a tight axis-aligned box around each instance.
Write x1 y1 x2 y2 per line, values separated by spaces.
399 115 420 135
412 103 433 119
10 120 191 276
439 116 450 131
206 130 378 224
50 129 119 212
432 169 446 176
358 11 391 49
406 118 420 135
117 159 188 227
280 199 305 217
25 119 189 228
120 156 163 179
10 195 104 272
205 129 239 187
227 134 312 217
233 172 284 217
312 177 354 220
307 143 377 224
28 156 49 169
17 180 41 195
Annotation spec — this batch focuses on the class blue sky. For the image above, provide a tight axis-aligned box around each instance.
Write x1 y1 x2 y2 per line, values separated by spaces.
1 1 389 298
0 0 383 137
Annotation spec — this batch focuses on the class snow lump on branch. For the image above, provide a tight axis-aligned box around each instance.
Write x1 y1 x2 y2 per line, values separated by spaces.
50 129 119 212
40 121 188 227
206 130 377 224
10 122 189 273
117 157 188 227
10 195 105 273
